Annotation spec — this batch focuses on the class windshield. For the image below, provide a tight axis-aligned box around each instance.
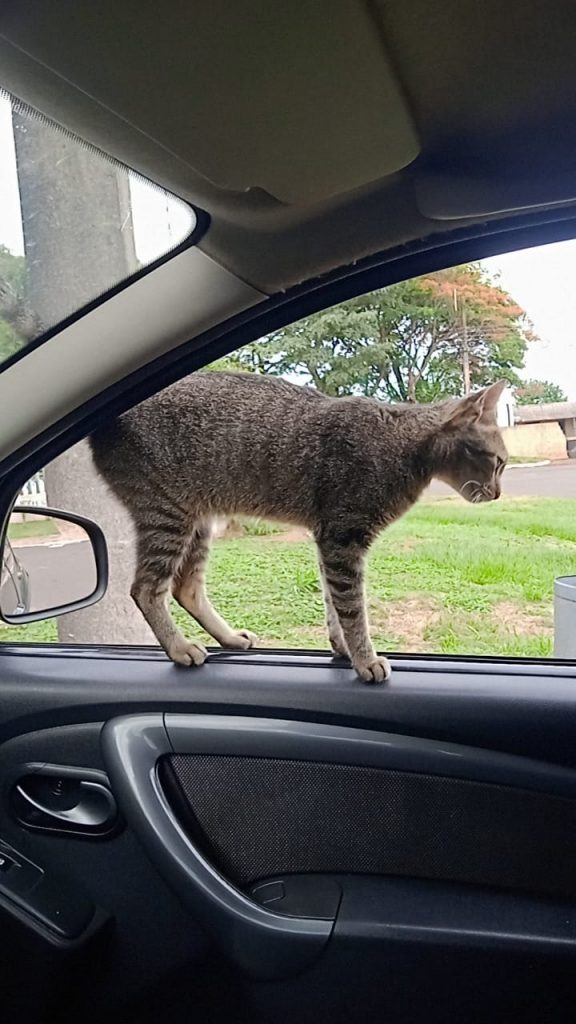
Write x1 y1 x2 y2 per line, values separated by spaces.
0 89 196 366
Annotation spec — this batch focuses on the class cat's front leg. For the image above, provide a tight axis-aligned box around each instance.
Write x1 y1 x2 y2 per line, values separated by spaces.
317 538 391 684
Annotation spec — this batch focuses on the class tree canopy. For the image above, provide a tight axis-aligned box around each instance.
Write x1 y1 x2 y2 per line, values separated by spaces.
232 264 534 401
0 245 27 361
515 379 567 405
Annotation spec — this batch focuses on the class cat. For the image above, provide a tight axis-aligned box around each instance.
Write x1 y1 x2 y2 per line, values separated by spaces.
89 373 508 683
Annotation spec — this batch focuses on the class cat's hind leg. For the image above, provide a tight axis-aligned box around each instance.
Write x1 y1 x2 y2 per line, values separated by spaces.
130 520 208 667
173 521 257 651
316 533 390 683
317 556 350 657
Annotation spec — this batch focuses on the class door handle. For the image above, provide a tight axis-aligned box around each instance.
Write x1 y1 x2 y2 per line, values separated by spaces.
12 766 119 837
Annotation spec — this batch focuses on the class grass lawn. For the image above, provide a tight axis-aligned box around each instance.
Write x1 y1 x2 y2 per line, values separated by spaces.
2 496 574 657
506 456 546 465
8 518 58 540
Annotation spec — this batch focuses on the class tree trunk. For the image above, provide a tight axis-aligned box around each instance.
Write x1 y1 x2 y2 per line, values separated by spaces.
12 111 154 644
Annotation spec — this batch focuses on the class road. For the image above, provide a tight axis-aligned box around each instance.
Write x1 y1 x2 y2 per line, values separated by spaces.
8 462 576 615
13 541 95 615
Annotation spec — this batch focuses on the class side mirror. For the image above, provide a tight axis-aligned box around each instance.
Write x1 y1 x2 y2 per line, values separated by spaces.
0 506 108 624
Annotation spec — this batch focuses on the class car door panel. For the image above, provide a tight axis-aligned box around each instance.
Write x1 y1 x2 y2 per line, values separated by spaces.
0 649 576 1021
0 718 229 1024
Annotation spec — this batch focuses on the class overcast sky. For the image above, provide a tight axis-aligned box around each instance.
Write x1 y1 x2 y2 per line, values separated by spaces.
483 242 576 400
1 93 575 399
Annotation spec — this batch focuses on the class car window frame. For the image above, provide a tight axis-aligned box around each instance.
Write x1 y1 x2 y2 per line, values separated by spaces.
0 207 575 668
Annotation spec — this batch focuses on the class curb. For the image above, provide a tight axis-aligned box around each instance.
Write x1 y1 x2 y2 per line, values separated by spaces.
505 460 550 470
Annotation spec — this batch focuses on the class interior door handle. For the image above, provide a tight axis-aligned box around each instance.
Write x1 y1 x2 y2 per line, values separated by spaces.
101 714 332 980
12 766 119 837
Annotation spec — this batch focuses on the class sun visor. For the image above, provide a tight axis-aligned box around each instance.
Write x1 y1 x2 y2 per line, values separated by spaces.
0 0 419 205
415 170 576 221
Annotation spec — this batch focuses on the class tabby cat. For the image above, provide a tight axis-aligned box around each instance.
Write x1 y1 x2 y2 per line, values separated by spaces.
89 373 508 683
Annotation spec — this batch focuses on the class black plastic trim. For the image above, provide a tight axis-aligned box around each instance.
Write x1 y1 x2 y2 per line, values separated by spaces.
0 644 575 673
334 875 576 954
101 713 332 980
1 652 576 768
250 872 576 954
0 835 98 942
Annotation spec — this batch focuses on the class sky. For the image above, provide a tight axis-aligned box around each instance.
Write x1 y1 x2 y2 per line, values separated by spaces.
1 92 575 399
483 243 576 400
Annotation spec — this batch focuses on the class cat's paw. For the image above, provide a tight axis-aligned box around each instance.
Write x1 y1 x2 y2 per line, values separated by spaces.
222 630 257 651
354 656 391 684
168 638 208 667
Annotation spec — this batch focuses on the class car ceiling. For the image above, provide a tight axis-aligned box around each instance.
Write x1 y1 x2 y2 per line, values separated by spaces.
1 0 576 294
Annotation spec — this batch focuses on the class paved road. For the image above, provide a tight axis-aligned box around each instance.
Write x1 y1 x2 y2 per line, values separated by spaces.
7 462 576 616
426 460 576 500
13 541 95 615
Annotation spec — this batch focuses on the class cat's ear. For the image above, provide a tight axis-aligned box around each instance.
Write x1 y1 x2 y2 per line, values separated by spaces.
480 379 509 414
443 380 508 428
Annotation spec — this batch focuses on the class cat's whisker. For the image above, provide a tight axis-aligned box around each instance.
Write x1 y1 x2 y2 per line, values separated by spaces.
459 479 483 497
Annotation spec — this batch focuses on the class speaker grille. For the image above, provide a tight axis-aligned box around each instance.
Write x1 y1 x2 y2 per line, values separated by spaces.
164 753 576 896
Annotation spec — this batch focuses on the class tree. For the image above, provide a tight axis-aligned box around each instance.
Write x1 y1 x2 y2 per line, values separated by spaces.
11 106 153 645
204 355 255 374
233 264 533 401
0 245 29 361
515 379 567 405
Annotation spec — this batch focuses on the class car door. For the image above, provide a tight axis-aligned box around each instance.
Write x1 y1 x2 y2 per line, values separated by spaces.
3 651 576 1024
1 232 576 1024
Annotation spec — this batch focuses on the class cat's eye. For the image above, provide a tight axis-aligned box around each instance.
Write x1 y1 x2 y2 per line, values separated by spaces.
465 444 490 460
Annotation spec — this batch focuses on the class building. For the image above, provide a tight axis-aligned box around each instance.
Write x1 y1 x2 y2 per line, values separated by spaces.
502 401 576 460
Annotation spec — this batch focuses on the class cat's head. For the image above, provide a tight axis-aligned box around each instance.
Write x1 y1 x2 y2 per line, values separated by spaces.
433 380 509 503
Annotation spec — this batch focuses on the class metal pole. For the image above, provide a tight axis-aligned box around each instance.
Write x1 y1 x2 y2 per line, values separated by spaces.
461 297 470 395
453 288 471 395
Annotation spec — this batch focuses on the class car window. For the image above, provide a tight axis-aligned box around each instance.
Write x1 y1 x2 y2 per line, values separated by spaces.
0 88 195 366
2 240 575 662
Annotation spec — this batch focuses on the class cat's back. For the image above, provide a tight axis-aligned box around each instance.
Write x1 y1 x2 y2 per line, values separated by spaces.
159 371 322 414
91 372 326 468
137 371 325 433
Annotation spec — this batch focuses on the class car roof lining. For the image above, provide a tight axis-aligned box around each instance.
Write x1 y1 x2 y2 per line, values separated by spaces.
1 0 576 292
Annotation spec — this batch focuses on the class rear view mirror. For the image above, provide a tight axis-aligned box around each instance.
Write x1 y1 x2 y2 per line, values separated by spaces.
0 506 108 624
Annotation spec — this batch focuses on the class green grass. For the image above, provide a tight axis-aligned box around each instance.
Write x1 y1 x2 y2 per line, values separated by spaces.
237 517 284 537
506 456 546 465
8 518 58 540
1 497 574 658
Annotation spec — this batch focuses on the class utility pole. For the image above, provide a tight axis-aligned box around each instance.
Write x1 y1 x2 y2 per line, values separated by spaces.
12 106 154 645
453 288 471 395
